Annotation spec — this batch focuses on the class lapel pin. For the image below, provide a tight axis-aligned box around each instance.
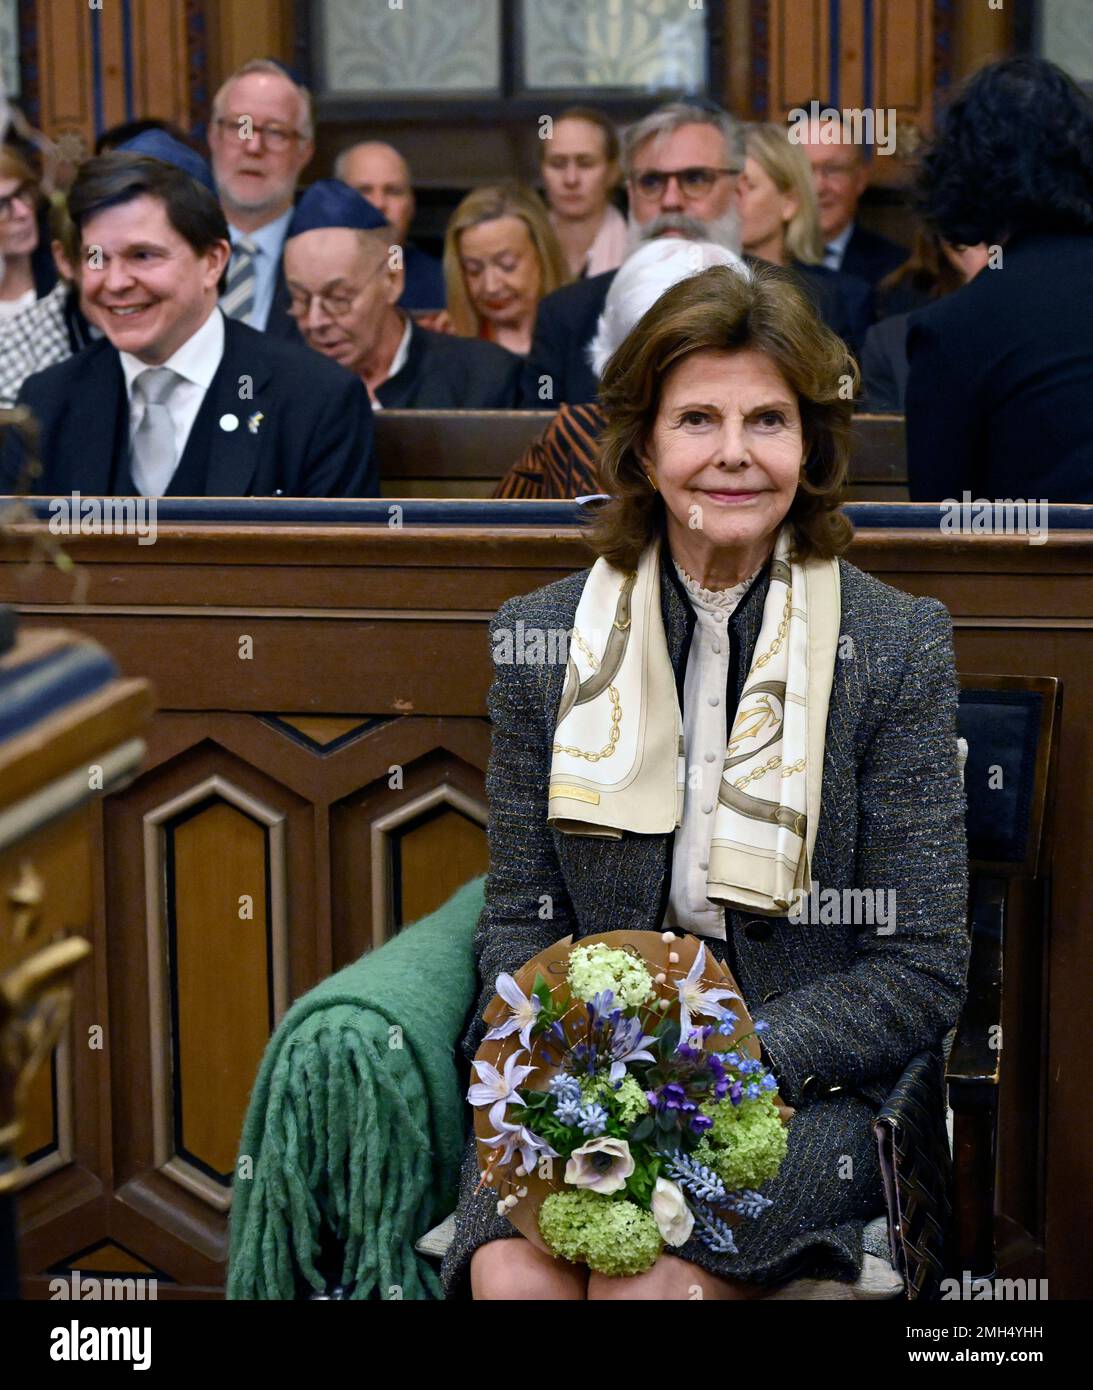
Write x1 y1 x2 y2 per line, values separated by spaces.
247 411 265 435
219 413 239 432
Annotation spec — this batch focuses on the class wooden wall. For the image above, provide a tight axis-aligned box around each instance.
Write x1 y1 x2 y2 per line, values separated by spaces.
20 0 1015 187
1 520 1090 1298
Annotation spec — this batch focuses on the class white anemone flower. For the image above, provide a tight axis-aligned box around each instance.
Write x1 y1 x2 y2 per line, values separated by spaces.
466 1049 535 1116
676 943 742 1045
482 972 542 1051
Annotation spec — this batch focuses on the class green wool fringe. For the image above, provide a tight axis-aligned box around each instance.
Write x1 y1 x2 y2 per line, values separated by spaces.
227 876 484 1301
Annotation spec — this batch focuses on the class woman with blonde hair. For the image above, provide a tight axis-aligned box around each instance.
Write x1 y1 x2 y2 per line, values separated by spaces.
443 181 569 356
738 123 873 356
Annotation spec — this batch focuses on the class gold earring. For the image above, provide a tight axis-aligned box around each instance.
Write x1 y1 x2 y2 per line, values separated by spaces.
644 471 659 492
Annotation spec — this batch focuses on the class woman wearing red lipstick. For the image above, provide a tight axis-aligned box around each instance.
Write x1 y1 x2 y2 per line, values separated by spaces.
445 261 969 1301
443 183 569 356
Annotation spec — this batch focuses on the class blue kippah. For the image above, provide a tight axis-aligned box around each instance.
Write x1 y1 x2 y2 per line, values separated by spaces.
288 179 387 237
117 130 217 195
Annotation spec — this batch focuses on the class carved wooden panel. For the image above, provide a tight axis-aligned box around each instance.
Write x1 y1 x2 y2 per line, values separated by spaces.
3 522 1088 1296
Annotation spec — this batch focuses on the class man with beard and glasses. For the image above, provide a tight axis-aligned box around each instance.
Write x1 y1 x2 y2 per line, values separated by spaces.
207 58 315 340
520 101 746 408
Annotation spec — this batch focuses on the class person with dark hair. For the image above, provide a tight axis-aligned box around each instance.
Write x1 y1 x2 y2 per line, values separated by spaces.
95 118 191 155
905 56 1093 501
0 140 376 498
444 261 968 1301
859 234 986 413
539 107 627 279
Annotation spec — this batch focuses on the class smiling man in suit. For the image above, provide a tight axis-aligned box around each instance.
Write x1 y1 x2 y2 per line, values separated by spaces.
0 141 375 498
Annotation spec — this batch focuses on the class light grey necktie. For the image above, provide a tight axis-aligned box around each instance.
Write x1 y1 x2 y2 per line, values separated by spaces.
130 366 180 496
221 237 258 321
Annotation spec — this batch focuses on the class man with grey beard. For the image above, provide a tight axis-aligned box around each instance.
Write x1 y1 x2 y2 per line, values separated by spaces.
520 102 745 407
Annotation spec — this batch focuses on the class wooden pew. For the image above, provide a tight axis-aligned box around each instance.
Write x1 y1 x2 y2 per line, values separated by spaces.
0 504 1087 1297
374 410 908 500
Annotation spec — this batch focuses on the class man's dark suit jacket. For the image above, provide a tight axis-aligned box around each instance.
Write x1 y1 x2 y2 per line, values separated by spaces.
859 311 910 413
262 256 302 343
375 319 521 409
905 234 1093 502
398 243 446 313
521 256 875 408
0 313 377 497
789 261 874 358
838 222 907 288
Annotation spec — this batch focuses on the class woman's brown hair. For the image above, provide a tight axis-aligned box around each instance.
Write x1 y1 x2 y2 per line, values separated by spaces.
0 145 41 205
585 262 857 569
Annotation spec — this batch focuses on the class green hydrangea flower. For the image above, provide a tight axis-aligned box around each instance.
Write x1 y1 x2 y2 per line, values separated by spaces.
539 1190 663 1276
579 1072 651 1126
693 1093 788 1191
567 943 656 1009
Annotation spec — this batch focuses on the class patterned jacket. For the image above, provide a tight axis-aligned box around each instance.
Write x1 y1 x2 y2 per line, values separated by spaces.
461 545 971 1114
0 281 93 409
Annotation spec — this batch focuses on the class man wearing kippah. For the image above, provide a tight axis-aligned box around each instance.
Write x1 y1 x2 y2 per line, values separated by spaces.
0 136 376 497
283 180 522 409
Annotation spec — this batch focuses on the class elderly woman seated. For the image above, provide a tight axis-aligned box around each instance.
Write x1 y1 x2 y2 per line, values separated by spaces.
493 238 744 498
443 261 969 1300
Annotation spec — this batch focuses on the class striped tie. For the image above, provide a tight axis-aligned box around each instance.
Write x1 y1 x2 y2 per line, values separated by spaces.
222 237 258 321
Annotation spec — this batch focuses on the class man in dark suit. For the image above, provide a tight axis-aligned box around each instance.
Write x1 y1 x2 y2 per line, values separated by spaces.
207 59 314 341
793 114 906 287
522 100 748 407
905 234 1093 502
283 180 521 409
0 146 375 497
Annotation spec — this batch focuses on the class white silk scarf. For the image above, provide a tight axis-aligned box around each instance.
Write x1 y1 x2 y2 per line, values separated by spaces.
547 528 841 914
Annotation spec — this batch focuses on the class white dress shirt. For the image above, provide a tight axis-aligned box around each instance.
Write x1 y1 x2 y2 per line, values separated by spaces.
367 315 414 411
661 559 763 941
120 306 226 473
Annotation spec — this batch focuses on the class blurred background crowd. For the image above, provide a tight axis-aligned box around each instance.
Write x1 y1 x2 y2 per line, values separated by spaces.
0 0 1091 503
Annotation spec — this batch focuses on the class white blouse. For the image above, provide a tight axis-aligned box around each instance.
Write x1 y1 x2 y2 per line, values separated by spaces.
660 559 762 940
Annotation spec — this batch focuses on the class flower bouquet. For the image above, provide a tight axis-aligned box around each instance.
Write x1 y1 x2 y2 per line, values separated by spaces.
468 929 793 1277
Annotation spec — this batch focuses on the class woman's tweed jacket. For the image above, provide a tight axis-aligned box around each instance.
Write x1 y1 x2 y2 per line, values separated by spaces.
441 547 970 1299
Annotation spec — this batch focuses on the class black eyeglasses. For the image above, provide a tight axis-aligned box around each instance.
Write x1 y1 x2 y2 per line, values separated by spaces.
629 166 738 201
0 182 36 222
212 117 305 151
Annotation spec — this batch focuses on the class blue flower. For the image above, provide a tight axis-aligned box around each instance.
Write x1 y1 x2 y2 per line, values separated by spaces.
607 1015 657 1083
576 1102 608 1136
555 1097 583 1126
548 1072 582 1106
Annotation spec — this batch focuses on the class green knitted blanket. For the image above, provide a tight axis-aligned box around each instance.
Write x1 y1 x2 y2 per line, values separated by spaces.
227 875 484 1300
